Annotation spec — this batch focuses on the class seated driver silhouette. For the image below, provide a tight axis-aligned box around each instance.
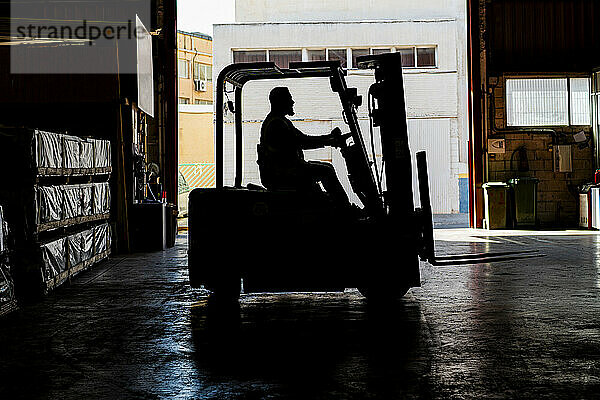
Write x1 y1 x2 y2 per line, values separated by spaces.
258 86 351 210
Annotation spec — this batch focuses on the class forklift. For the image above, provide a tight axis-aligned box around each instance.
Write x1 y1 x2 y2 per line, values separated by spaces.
188 53 540 302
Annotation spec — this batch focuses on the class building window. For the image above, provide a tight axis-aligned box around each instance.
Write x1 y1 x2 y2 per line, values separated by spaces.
570 78 592 126
194 63 213 82
372 48 391 55
351 48 370 69
307 49 326 62
506 77 591 127
395 47 436 68
396 47 415 68
178 59 189 79
396 48 415 68
194 99 213 105
416 47 436 68
233 50 267 63
269 49 302 69
193 62 202 80
179 97 190 104
327 49 347 69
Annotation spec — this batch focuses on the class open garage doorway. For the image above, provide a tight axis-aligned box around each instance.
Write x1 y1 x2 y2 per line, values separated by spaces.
466 0 600 230
175 31 215 232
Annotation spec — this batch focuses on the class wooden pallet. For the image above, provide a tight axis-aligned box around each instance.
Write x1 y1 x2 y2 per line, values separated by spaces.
36 213 110 234
34 167 112 178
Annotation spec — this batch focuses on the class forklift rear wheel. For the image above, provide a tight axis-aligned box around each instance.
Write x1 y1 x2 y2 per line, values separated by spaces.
357 286 409 301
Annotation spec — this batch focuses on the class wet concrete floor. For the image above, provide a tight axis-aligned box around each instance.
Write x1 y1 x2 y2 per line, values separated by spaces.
1 228 599 399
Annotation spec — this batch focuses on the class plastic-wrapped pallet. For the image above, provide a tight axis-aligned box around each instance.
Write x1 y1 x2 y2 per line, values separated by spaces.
81 228 94 262
67 232 82 268
62 185 83 220
80 139 94 172
40 237 67 285
93 182 111 215
33 130 63 173
67 228 95 269
104 140 112 168
93 139 112 171
62 135 81 171
94 223 111 256
81 183 94 216
63 228 99 283
0 128 112 298
35 186 63 225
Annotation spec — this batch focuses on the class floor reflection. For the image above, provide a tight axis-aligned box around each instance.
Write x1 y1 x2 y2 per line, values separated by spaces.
189 292 432 399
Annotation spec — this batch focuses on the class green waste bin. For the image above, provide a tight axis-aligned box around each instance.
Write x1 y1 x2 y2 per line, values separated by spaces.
483 182 510 229
508 177 539 228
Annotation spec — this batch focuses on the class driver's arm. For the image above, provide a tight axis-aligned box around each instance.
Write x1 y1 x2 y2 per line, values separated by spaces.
296 127 340 150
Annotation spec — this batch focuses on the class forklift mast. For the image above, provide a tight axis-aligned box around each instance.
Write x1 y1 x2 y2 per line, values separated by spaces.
357 54 415 222
328 64 384 218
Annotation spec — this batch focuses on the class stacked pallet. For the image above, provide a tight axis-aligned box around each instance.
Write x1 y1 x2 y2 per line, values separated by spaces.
0 128 112 298
32 130 112 176
39 222 111 292
35 182 110 233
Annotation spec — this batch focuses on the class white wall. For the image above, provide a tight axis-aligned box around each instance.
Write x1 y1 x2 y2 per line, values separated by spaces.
236 0 465 23
213 21 462 118
214 20 458 69
213 18 468 213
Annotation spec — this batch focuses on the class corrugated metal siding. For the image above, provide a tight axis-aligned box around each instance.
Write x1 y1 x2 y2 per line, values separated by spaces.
408 118 453 214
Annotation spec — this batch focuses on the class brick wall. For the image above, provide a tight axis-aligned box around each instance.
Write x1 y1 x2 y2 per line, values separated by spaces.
486 76 594 228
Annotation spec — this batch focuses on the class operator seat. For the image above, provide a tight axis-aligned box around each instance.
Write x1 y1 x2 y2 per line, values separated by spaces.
256 143 323 194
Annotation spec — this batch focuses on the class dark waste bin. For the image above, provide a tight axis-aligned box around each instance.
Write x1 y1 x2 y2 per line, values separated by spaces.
508 177 539 228
130 202 166 252
482 182 510 229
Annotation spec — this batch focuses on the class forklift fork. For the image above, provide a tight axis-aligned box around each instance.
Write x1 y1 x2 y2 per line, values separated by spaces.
415 151 545 266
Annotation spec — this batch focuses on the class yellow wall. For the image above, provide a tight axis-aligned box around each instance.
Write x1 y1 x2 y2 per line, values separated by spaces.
177 31 214 217
177 31 213 104
178 111 214 164
177 30 214 174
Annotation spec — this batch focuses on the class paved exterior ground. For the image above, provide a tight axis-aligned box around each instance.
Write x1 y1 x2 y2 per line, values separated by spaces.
1 224 599 399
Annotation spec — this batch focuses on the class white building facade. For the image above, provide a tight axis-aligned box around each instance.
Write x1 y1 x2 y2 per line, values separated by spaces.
213 0 468 213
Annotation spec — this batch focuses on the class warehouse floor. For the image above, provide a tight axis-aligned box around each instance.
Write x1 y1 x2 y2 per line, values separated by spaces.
1 226 599 399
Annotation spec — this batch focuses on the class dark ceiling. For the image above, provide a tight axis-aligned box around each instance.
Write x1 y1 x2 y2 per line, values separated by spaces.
487 0 600 74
